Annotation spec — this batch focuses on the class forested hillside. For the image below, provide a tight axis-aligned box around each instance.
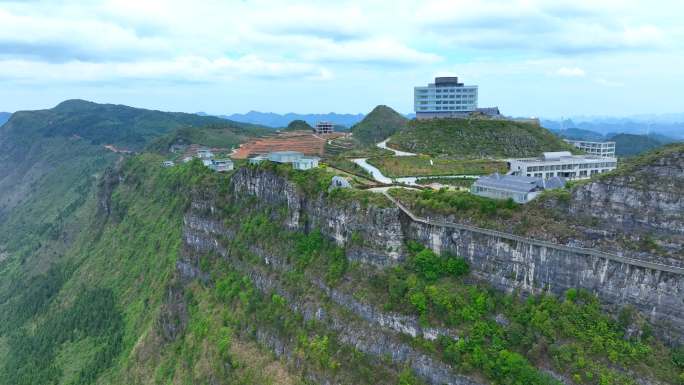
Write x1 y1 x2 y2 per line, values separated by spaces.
0 105 682 385
0 112 10 126
351 105 408 145
390 119 577 158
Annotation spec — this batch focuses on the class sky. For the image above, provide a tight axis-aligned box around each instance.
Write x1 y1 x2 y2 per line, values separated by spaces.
1 0 683 118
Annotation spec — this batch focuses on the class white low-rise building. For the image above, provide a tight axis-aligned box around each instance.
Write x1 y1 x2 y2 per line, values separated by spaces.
161 160 175 167
249 151 320 170
293 157 320 170
471 173 566 204
564 140 616 157
268 151 304 163
210 159 234 172
508 151 617 180
197 148 214 159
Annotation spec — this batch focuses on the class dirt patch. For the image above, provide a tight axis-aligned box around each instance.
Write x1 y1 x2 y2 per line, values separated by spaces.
232 130 346 159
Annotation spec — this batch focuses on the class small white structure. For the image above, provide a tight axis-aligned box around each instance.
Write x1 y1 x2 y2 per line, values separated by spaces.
268 151 304 163
508 151 617 180
249 155 267 164
471 173 566 204
196 148 214 159
161 160 175 167
293 157 320 170
202 159 213 167
329 176 351 190
209 159 234 172
564 139 616 158
182 156 193 163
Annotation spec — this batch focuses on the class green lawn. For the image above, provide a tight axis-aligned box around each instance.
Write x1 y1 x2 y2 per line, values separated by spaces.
415 176 476 188
367 155 507 178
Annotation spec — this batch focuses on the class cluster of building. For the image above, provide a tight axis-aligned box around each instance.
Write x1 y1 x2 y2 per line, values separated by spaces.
195 148 235 172
249 151 320 170
412 75 620 203
508 151 617 180
162 147 234 172
470 150 618 203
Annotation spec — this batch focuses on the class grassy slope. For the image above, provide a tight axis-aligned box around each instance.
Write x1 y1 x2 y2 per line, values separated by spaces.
367 156 507 177
608 133 668 157
351 105 408 146
284 119 313 131
391 118 578 159
147 123 271 153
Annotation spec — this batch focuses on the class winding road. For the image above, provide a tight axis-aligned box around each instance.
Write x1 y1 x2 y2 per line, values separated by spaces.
352 138 478 186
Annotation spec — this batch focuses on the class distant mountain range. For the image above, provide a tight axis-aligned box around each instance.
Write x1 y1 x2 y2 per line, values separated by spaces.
0 112 11 126
213 111 366 128
551 126 681 157
542 116 684 140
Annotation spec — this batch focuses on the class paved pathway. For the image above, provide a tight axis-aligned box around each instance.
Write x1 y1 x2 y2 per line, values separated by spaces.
377 139 416 156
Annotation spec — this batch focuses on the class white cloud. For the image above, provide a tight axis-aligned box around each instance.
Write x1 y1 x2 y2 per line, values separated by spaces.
556 67 586 77
595 78 624 87
0 0 683 115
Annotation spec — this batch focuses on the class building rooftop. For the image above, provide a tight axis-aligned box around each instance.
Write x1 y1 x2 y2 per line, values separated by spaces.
510 153 616 163
269 151 304 156
474 173 542 194
564 139 616 145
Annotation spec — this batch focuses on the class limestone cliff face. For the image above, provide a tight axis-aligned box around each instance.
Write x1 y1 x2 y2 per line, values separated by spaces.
225 167 684 346
569 149 684 237
231 167 406 266
180 180 484 385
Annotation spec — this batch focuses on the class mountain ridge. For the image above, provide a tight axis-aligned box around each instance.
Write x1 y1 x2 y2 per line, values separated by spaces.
222 110 366 128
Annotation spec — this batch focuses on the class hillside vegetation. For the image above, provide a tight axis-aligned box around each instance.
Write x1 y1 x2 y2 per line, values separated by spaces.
0 100 265 273
0 112 10 126
608 133 671 157
148 123 270 153
4 99 238 150
284 119 313 131
351 105 408 145
367 156 506 178
0 103 682 385
390 118 577 159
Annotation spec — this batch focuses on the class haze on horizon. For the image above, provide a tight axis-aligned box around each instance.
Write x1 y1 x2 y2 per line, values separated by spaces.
1 0 683 119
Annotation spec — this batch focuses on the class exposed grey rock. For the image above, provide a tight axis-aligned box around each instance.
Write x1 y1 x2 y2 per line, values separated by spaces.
229 167 684 345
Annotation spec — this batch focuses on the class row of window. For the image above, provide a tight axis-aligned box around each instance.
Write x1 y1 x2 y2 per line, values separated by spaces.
435 88 476 93
417 95 476 100
435 101 474 105
524 162 617 172
417 107 472 111
527 169 610 178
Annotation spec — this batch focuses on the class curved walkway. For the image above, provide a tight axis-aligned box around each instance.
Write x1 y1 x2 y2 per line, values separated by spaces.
381 191 684 275
377 139 416 156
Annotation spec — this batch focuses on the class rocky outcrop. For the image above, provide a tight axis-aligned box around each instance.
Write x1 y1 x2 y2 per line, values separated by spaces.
227 167 684 346
232 167 405 266
569 148 684 237
405 219 684 345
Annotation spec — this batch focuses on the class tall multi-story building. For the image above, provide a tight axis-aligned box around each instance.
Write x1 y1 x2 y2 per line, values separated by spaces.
507 151 617 180
414 76 478 119
564 139 616 158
